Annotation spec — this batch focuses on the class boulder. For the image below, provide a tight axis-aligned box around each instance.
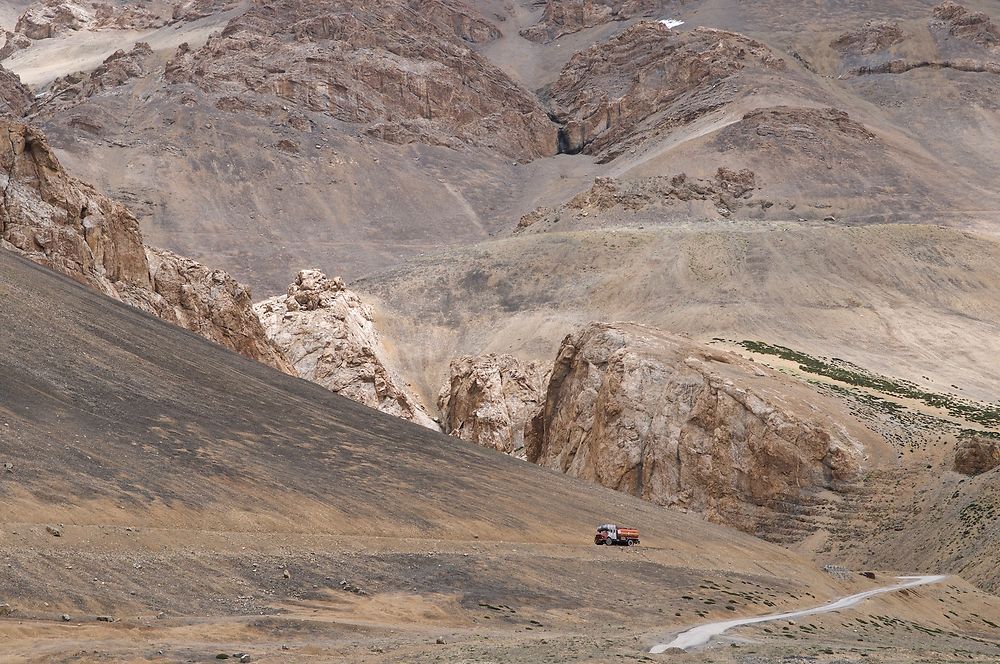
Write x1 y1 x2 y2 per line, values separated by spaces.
953 436 1000 476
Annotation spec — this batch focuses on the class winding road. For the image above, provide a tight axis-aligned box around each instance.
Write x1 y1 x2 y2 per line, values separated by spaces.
650 574 947 654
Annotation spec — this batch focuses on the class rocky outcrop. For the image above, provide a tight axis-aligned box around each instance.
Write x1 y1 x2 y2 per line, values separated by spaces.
255 270 438 429
524 323 865 534
520 0 674 43
404 0 501 43
932 2 1000 48
550 23 785 160
0 120 291 372
954 436 1000 476
38 42 157 114
438 354 548 457
1 121 151 296
0 29 31 60
13 1 165 40
133 248 292 372
0 65 32 118
831 20 905 55
164 0 555 161
516 168 760 232
171 0 242 22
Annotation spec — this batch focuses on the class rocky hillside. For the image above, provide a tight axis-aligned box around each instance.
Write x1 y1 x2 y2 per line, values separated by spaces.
255 269 437 429
0 119 290 371
550 22 787 160
164 0 557 160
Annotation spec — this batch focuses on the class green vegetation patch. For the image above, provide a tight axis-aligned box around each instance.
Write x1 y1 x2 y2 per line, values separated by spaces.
739 341 1000 429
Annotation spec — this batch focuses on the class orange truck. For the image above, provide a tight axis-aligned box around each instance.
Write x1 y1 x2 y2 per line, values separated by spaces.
594 523 640 546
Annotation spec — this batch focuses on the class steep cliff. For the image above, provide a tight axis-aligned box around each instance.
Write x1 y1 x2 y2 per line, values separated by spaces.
524 323 868 535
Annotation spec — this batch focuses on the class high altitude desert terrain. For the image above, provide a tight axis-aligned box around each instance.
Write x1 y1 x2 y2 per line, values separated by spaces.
2 0 1000 661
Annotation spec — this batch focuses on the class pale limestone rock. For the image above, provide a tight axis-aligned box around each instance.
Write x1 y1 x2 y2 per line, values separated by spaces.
255 270 438 429
438 354 548 458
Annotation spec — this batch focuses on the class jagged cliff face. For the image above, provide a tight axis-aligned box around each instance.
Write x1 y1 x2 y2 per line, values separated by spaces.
524 323 867 535
164 0 557 161
0 120 290 372
438 354 548 458
255 270 438 429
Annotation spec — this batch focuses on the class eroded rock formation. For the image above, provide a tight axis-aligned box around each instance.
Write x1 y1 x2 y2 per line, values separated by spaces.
0 120 290 372
38 42 157 114
164 0 556 160
524 322 865 534
550 23 785 159
438 354 548 457
954 435 1000 476
255 270 438 429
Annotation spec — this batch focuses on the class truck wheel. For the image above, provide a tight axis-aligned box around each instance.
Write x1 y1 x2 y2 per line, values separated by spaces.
627 539 636 546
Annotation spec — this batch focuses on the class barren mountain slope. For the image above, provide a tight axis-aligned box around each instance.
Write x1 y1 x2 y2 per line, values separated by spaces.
0 119 290 371
9 250 1000 662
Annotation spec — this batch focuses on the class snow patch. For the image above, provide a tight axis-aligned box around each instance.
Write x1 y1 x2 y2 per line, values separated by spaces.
660 19 685 29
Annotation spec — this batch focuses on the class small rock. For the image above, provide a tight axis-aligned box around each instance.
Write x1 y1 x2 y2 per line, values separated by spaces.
435 637 446 644
96 615 114 622
216 655 229 661
282 569 290 579
0 603 12 616
240 656 251 663
61 614 72 621
3 462 12 472
281 645 290 651
46 525 62 537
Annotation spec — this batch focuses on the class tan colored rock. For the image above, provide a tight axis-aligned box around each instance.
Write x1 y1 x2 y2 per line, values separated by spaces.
0 120 290 373
164 0 555 161
131 248 292 373
524 322 866 535
954 436 1000 476
255 270 438 429
0 121 151 297
438 354 548 457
